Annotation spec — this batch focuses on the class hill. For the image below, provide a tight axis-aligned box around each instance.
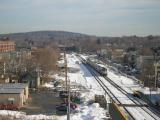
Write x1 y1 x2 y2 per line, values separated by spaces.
0 31 160 49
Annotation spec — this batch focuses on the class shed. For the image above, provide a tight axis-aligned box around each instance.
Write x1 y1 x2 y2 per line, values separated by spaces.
0 83 29 107
0 88 24 107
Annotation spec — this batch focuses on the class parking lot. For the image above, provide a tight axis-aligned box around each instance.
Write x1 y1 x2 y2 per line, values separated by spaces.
21 88 63 115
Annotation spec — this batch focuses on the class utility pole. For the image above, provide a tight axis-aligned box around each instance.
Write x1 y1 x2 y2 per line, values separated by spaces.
148 75 152 102
64 51 70 120
3 62 6 75
152 48 157 90
154 63 158 89
67 77 71 120
36 66 41 88
64 51 68 91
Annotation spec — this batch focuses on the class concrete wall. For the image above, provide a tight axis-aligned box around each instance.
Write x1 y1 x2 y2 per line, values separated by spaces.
23 86 29 103
0 92 23 107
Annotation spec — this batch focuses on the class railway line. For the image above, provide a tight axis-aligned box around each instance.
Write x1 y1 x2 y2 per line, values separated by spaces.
86 64 135 120
84 63 160 120
104 74 160 119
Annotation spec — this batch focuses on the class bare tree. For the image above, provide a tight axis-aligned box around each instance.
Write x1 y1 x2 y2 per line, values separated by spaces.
32 46 60 74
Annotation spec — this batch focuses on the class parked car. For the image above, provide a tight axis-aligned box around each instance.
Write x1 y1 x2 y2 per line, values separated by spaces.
56 103 78 111
0 103 20 110
59 91 68 98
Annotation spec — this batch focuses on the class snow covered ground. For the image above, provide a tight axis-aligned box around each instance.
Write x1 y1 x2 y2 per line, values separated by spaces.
80 54 160 120
0 53 107 120
107 64 160 105
1 53 159 120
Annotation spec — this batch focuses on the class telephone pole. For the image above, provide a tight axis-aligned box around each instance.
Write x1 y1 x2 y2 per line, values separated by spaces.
67 78 71 120
154 63 157 89
64 51 68 91
64 51 70 120
3 62 6 75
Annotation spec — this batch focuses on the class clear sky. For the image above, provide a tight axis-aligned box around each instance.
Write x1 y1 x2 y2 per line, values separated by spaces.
0 0 160 36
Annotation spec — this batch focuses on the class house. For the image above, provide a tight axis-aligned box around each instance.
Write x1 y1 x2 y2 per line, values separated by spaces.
21 73 35 88
16 49 32 60
0 75 9 84
97 49 108 59
0 83 29 107
21 73 40 88
124 47 138 68
136 55 160 69
111 49 125 64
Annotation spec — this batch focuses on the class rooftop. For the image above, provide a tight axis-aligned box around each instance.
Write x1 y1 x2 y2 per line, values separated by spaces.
0 83 28 89
0 88 23 94
0 83 28 94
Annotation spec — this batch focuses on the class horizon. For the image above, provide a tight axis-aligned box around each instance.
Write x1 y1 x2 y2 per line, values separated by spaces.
0 0 160 36
0 30 159 38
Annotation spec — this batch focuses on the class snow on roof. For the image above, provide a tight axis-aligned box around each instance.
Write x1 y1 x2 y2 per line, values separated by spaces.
97 63 106 68
42 82 54 88
57 60 64 64
0 88 23 94
0 83 28 94
79 54 88 60
0 83 28 89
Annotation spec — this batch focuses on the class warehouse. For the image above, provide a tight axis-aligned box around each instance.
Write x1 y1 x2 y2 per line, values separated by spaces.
0 83 29 107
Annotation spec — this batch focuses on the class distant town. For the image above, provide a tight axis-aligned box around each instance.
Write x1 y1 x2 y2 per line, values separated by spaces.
0 31 159 120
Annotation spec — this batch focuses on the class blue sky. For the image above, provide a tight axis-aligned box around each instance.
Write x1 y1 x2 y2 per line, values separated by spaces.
0 0 160 36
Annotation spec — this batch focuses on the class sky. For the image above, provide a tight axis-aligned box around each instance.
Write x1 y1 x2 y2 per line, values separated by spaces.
0 0 160 36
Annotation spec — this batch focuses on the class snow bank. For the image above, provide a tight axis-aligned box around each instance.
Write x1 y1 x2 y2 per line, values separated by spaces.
0 110 59 120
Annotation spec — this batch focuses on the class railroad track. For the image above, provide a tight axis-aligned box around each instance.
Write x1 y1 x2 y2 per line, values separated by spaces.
104 74 160 119
85 63 160 120
86 64 135 120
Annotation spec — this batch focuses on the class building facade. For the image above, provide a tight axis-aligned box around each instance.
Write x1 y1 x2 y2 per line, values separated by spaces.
136 55 160 69
0 40 15 53
111 49 125 64
0 83 29 107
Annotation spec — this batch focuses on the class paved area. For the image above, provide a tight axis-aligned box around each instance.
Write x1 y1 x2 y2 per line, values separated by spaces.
21 88 63 115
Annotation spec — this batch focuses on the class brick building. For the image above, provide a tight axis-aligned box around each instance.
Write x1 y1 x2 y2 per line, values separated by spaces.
0 39 15 52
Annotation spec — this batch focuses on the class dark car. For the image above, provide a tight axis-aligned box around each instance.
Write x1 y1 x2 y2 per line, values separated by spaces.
56 104 67 111
59 91 68 98
56 103 78 111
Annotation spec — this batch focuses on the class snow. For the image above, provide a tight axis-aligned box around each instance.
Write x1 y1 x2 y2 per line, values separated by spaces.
0 53 107 120
96 60 160 120
42 82 54 88
99 74 157 120
68 92 107 120
79 55 88 61
107 64 160 106
69 53 160 120
0 110 58 120
1 53 159 120
53 74 65 81
0 93 107 120
66 54 105 95
57 59 65 67
107 69 140 94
